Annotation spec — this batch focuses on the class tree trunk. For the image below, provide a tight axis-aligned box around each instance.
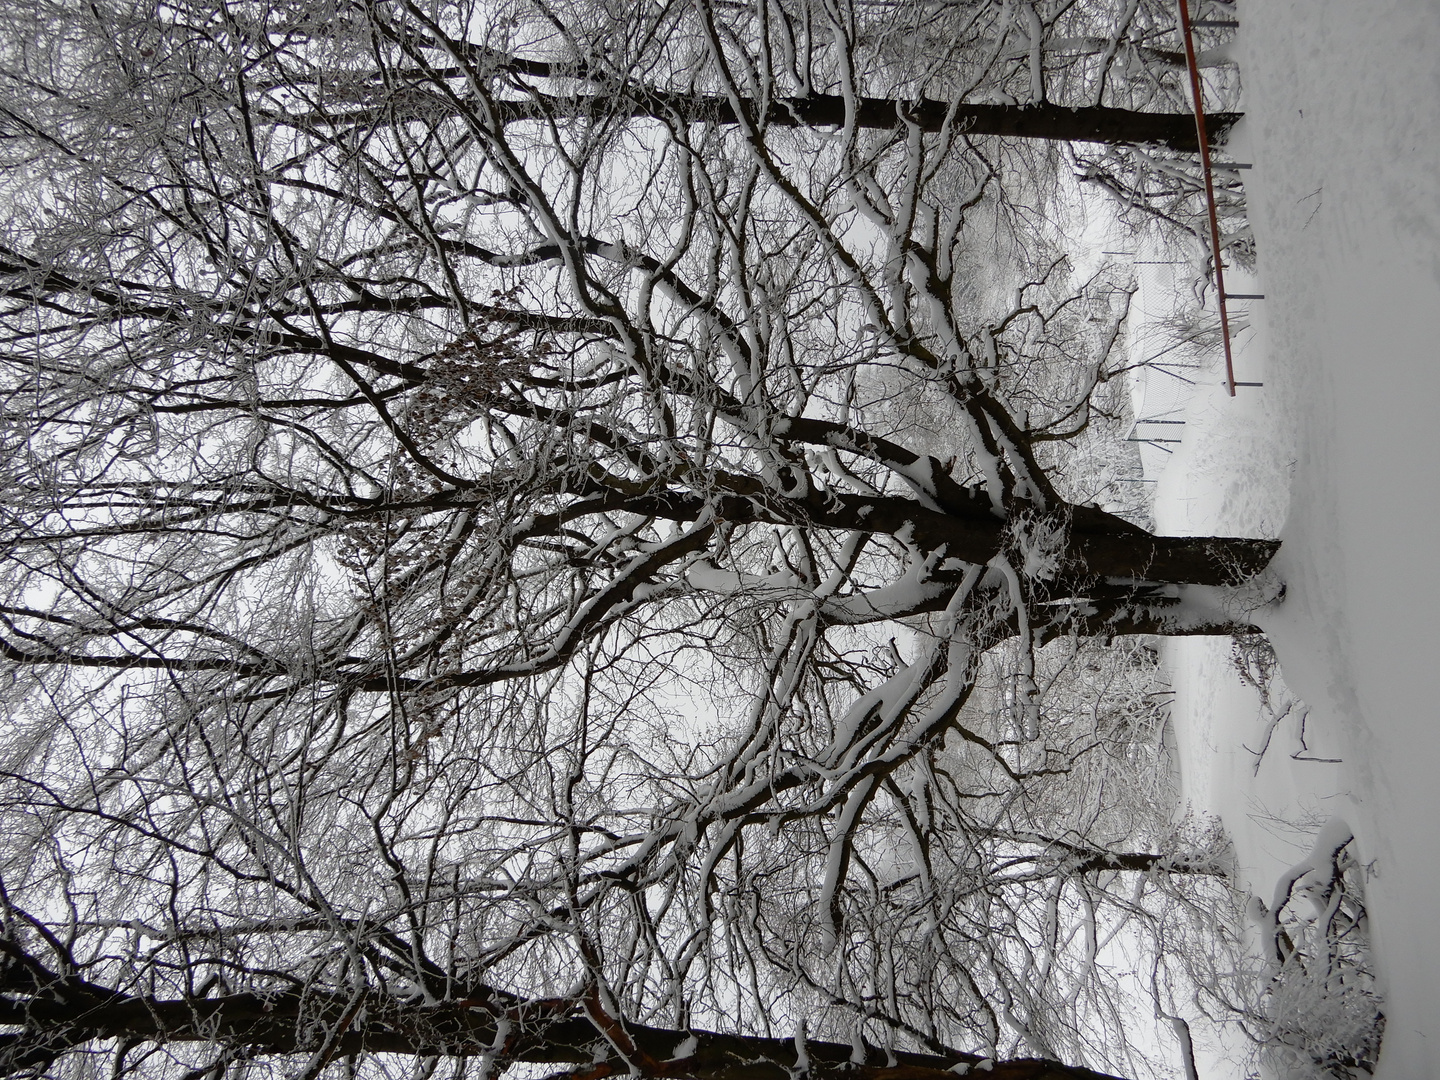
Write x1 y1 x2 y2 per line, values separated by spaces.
501 94 1236 152
0 974 1132 1080
318 89 1235 151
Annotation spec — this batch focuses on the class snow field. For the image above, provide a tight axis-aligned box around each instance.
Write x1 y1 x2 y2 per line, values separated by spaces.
1158 2 1440 1074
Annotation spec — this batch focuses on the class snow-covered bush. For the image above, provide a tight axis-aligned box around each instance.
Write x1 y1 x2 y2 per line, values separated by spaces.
1247 824 1384 1079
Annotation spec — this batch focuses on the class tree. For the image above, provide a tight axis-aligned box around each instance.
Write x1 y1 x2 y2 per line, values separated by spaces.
248 0 1239 151
0 0 1267 1077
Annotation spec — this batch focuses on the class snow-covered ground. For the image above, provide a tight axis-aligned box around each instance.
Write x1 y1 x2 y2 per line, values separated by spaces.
1154 2 1440 1075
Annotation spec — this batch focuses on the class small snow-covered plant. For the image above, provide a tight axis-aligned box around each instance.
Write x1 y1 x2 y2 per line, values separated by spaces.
1257 960 1383 1080
1158 807 1231 874
1248 821 1384 1078
1231 632 1279 709
1224 227 1258 272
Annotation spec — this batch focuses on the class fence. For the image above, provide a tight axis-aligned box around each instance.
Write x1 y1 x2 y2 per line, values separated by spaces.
1108 4 1258 491
1176 0 1264 396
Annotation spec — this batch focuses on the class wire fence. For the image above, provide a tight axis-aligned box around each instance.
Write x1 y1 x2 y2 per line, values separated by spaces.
1108 3 1257 491
1176 0 1239 395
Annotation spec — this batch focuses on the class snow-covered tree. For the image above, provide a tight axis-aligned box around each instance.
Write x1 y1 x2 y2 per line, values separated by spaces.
0 1 1268 1077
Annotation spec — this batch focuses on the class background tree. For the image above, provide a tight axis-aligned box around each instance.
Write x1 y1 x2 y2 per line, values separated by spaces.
0 0 1267 1077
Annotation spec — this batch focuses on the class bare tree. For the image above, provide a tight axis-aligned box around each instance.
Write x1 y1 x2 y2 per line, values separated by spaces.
0 1 1268 1077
